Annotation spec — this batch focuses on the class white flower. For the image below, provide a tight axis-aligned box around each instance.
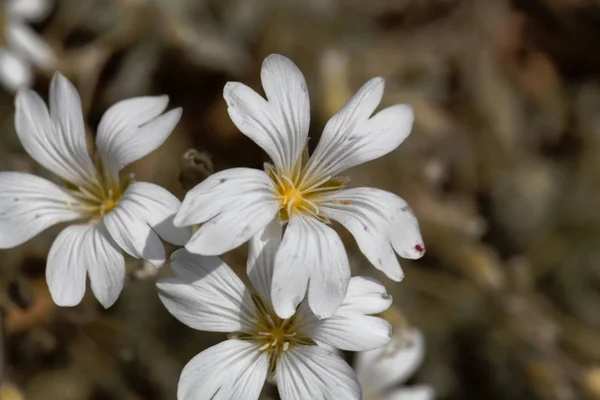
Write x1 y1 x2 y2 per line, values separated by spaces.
157 221 394 400
356 327 435 400
0 0 56 91
0 72 190 308
175 53 425 319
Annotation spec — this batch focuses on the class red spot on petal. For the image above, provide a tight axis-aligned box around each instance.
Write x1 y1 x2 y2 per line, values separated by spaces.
415 244 425 253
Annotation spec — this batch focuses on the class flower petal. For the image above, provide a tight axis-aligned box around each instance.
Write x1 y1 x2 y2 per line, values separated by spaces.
355 328 426 394
0 50 32 91
49 73 93 176
276 344 360 400
300 312 391 352
321 187 424 281
247 219 282 305
224 54 310 173
383 385 436 400
46 224 90 306
103 191 166 267
272 214 350 319
6 23 55 68
47 223 125 308
337 276 393 315
303 78 413 184
299 276 393 352
86 225 126 308
178 340 268 400
7 0 54 21
0 172 82 248
115 181 191 246
157 249 257 332
96 96 181 176
175 168 279 256
268 222 309 320
15 73 97 186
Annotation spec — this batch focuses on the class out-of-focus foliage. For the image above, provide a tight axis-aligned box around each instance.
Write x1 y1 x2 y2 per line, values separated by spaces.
1 0 600 399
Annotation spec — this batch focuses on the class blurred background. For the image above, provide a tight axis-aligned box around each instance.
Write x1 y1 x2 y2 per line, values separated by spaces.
1 0 600 399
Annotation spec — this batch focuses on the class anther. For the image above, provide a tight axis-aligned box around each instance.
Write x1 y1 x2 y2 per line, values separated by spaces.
259 343 270 351
283 342 290 351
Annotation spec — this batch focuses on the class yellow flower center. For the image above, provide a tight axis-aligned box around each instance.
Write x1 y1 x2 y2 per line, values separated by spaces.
100 195 118 216
265 163 347 222
231 294 314 373
65 171 133 222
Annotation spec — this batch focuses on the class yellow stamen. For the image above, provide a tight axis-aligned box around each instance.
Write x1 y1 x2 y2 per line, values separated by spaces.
65 170 131 221
265 150 348 222
233 294 314 373
100 198 117 215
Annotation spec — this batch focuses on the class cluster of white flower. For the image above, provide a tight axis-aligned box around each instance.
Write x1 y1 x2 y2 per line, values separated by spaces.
0 54 432 399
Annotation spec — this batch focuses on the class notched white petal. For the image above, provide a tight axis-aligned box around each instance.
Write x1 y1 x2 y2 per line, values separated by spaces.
322 188 424 281
47 223 125 308
271 215 350 319
303 78 414 183
296 276 393 352
97 95 181 174
224 53 310 173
